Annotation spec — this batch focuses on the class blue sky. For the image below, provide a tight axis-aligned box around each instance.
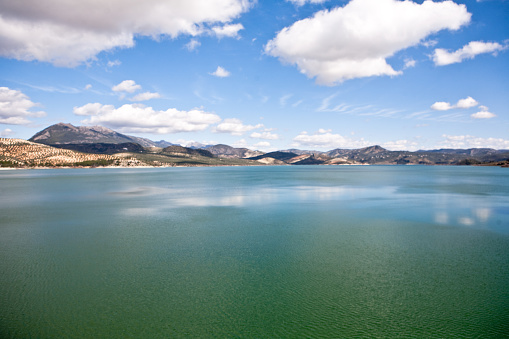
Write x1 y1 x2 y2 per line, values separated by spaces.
1 0 508 151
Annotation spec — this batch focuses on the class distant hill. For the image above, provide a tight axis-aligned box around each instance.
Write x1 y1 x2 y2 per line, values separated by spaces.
249 151 299 162
29 123 173 148
283 149 324 156
205 144 264 158
162 145 215 158
23 123 509 167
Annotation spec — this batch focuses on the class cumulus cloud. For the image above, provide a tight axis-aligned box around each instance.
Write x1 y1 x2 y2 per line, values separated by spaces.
0 0 252 67
266 0 470 85
0 87 45 125
73 103 221 134
292 129 371 149
430 101 454 111
440 135 509 149
112 80 141 93
254 141 271 148
456 96 479 109
471 111 496 119
210 66 231 78
250 130 279 140
431 96 478 111
382 139 419 151
211 23 244 38
129 92 161 102
433 41 506 66
214 118 263 135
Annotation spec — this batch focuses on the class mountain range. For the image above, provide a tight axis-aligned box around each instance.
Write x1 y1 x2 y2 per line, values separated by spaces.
23 123 509 166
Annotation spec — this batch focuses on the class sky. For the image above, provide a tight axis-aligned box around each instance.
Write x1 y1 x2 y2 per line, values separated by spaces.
0 0 508 151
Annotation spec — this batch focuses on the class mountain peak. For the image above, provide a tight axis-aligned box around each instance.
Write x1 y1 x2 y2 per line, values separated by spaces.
360 145 387 153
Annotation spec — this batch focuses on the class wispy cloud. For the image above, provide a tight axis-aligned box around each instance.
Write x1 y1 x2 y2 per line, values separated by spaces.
279 94 293 107
185 39 201 52
21 82 81 94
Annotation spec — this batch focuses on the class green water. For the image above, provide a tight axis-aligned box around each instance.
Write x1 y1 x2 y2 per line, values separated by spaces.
1 166 508 338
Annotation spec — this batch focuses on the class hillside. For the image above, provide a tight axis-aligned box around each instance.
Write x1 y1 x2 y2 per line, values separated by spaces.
0 138 129 167
51 142 145 154
205 144 263 158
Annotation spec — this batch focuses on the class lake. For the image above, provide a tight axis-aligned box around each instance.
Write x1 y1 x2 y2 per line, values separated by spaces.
1 166 508 338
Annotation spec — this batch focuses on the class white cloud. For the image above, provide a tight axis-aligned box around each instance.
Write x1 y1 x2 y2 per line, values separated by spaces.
456 96 479 109
471 111 496 119
422 39 438 48
214 118 263 135
431 96 479 111
1 128 14 137
112 80 141 93
431 101 454 111
107 60 121 67
404 58 416 69
254 141 271 148
210 66 231 78
129 92 161 102
85 84 92 90
73 103 221 134
0 87 46 125
211 23 244 39
250 130 279 140
0 0 252 67
382 139 419 151
185 39 201 51
440 135 509 149
266 0 470 85
287 0 328 6
433 41 506 66
279 94 293 107
292 129 371 149
233 139 248 148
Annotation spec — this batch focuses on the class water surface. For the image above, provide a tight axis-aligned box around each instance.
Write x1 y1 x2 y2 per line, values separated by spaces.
1 166 508 337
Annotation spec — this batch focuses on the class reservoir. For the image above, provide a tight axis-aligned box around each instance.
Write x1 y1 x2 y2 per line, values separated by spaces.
1 166 508 337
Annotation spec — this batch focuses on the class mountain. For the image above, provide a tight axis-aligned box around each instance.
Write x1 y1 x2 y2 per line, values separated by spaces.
283 149 324 156
161 145 215 158
29 123 174 148
205 144 264 158
248 151 299 162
